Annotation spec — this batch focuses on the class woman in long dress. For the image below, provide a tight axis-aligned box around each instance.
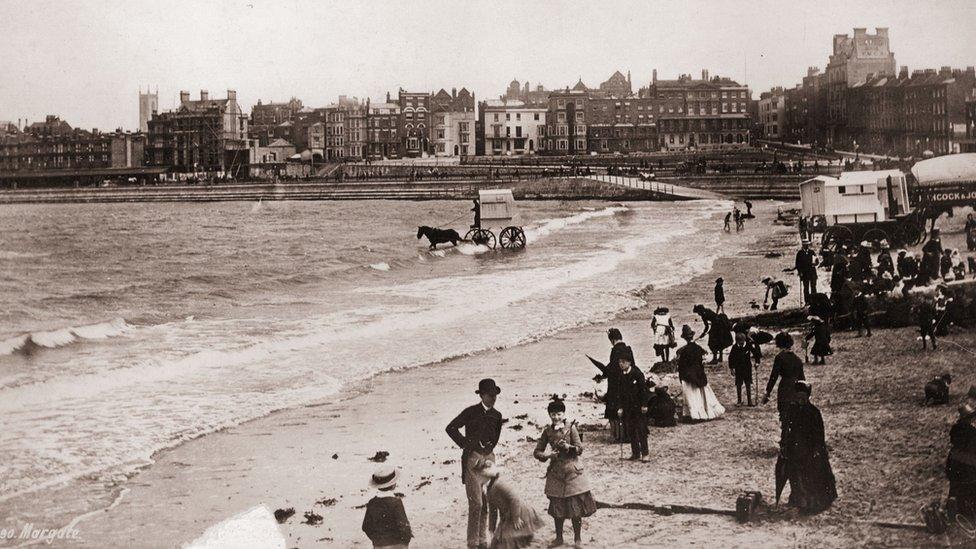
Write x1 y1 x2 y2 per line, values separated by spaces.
778 381 837 513
676 324 725 421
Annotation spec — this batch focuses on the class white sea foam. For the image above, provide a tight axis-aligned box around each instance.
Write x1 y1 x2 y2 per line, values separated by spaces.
0 318 134 355
525 205 628 241
369 262 391 271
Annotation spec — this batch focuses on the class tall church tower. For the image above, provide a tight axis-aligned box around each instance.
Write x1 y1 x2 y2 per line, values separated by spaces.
138 87 158 133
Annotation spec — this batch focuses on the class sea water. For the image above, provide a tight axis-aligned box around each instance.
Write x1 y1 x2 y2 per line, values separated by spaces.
0 198 741 532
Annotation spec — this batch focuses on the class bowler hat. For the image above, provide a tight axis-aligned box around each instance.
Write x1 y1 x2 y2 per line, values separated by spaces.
369 466 400 490
476 378 501 395
795 381 812 395
680 324 695 340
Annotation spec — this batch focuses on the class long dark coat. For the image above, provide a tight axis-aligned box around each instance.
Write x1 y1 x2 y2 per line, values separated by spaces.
779 400 837 513
946 416 976 516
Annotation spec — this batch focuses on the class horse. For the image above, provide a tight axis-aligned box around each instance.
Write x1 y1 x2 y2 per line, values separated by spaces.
417 226 461 250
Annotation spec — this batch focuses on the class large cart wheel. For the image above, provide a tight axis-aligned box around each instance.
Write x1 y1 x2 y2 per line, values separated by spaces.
499 226 526 249
862 228 889 248
895 222 924 247
464 228 479 241
475 229 496 249
821 225 853 251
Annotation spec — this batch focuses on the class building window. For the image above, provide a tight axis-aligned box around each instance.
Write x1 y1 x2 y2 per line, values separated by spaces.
505 113 511 121
533 113 540 121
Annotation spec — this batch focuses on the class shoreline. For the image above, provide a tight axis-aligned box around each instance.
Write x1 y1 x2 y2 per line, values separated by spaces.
61 201 813 548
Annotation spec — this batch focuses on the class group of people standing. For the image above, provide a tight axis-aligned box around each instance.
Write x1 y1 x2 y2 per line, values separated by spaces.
723 201 754 232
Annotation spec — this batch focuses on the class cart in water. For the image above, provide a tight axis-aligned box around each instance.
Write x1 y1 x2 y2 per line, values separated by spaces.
465 189 526 249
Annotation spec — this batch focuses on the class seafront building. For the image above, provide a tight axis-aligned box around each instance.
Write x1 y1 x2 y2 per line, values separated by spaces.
479 99 547 156
431 88 476 157
767 26 976 156
366 97 401 160
759 88 786 140
397 90 431 158
146 90 248 177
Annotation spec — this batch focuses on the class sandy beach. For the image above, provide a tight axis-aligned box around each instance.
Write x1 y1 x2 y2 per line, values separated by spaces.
64 203 976 548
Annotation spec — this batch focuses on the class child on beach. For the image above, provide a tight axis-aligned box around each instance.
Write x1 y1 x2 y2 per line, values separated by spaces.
806 316 831 365
533 398 597 547
362 467 413 548
470 459 545 549
650 307 676 363
714 278 726 314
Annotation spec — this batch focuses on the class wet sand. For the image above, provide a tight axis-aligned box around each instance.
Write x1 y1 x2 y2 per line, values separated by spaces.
70 203 976 547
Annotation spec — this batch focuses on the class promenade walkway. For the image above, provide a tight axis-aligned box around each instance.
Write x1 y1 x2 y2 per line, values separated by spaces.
587 174 728 200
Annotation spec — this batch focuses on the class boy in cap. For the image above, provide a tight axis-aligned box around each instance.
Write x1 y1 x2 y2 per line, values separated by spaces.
728 331 758 406
362 467 413 548
446 379 504 549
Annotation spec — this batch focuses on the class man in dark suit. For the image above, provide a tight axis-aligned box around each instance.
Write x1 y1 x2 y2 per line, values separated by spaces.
446 379 504 549
794 239 818 304
615 346 651 461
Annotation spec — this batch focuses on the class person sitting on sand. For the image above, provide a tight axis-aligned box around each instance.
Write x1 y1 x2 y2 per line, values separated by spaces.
469 459 546 549
362 467 413 548
763 332 806 424
446 379 505 549
650 308 676 364
777 381 837 514
676 325 725 422
533 398 597 548
647 385 678 427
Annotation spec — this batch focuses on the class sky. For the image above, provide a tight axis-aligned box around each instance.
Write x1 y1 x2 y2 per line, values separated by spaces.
1 0 974 131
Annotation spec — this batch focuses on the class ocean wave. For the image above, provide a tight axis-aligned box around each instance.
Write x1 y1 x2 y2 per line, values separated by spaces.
525 205 629 241
0 250 50 260
0 318 134 356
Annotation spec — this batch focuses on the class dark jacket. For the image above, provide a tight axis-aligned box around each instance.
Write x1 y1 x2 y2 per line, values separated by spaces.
617 365 649 414
600 342 632 416
807 323 831 356
728 342 756 381
795 248 818 279
362 495 412 547
714 284 725 306
766 351 805 409
446 403 503 483
946 417 976 511
677 341 708 388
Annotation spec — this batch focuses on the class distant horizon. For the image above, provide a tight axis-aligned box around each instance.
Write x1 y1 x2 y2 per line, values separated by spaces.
1 0 974 131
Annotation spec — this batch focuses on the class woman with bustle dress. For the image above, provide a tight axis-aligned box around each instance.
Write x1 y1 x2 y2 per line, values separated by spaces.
675 324 725 421
534 399 597 547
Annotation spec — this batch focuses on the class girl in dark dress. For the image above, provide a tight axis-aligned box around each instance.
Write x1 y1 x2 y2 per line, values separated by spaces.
763 332 806 425
806 316 831 365
778 381 837 514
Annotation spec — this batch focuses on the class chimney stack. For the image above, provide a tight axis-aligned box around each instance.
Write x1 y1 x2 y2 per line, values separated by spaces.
180 90 189 103
200 90 209 101
452 87 457 98
227 89 237 101
875 27 888 37
652 69 657 84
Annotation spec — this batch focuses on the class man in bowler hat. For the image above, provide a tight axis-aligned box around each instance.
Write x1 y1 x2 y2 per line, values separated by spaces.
446 379 504 549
